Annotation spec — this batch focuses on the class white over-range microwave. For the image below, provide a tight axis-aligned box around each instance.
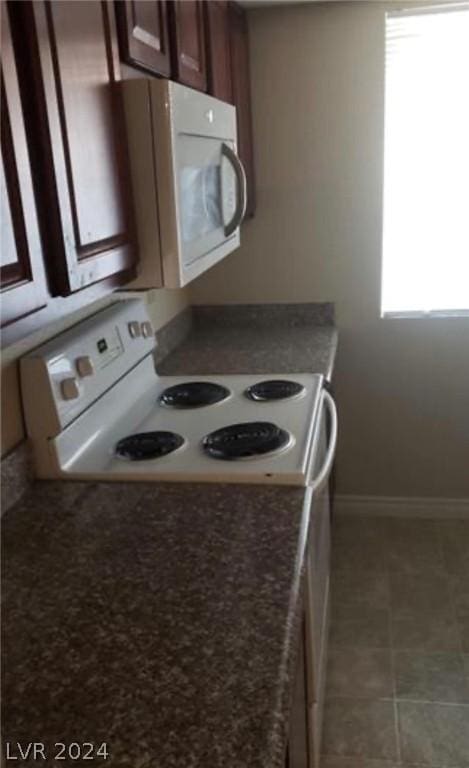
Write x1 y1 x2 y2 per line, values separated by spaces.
123 79 246 289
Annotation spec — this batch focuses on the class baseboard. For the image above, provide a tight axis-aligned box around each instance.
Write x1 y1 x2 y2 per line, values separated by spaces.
334 494 469 519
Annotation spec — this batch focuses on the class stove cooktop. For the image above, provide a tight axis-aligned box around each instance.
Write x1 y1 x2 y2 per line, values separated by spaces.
52 372 324 485
21 301 328 486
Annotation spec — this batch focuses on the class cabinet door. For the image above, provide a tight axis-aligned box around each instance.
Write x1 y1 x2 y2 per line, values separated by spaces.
287 620 311 768
205 1 232 103
229 2 256 217
169 1 207 92
115 0 171 77
19 0 135 297
1 4 48 330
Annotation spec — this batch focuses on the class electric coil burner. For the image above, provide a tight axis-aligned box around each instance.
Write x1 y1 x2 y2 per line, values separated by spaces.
244 379 305 402
202 421 292 460
116 431 185 461
159 381 230 408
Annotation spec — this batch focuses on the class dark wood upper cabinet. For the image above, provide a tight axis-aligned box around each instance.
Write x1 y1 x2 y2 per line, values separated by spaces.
14 0 136 298
205 1 232 104
1 4 49 330
229 2 256 217
168 1 207 92
115 0 171 77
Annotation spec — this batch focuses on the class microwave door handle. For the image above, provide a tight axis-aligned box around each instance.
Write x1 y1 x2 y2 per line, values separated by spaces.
221 142 247 236
308 390 338 494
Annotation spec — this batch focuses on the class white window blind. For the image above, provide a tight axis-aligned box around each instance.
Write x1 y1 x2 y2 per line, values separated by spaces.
381 4 469 316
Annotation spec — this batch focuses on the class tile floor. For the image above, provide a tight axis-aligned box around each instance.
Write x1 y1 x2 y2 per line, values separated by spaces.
321 515 469 768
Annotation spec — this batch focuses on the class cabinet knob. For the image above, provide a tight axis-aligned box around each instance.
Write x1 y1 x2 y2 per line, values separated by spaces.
61 377 80 400
76 356 94 377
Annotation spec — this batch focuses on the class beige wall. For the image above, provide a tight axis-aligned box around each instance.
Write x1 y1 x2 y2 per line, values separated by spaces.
190 1 469 498
1 287 189 457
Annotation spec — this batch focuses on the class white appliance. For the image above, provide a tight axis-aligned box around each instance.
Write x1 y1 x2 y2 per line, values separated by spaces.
123 79 246 289
20 301 337 489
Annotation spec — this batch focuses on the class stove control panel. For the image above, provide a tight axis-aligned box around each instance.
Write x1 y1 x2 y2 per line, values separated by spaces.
20 300 156 437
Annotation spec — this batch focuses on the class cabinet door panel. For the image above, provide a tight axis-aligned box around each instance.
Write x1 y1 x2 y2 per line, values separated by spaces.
115 0 171 77
229 2 255 216
169 1 207 92
288 621 310 768
56 9 123 246
26 0 135 296
1 4 48 329
205 1 232 103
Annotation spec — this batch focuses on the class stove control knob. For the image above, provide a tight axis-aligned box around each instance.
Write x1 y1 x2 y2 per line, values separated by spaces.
128 321 141 338
76 355 94 377
141 321 154 338
61 377 80 400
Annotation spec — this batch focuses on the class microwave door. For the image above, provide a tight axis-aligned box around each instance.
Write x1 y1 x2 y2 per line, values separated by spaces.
176 136 243 269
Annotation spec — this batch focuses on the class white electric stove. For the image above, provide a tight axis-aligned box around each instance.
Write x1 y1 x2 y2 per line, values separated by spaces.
21 300 337 488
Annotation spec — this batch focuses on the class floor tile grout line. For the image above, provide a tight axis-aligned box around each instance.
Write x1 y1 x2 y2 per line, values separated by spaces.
325 694 396 702
320 761 462 767
321 761 466 768
328 644 397 650
387 552 402 767
436 517 468 697
321 760 464 768
441 527 465 659
325 693 469 708
390 635 403 764
395 697 469 708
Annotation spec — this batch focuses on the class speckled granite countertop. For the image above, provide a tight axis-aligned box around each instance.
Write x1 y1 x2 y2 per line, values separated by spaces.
157 303 338 381
3 482 309 767
2 302 337 767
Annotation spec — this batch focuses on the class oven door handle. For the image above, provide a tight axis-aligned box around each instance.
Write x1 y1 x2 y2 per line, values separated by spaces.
221 142 247 237
308 389 338 494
